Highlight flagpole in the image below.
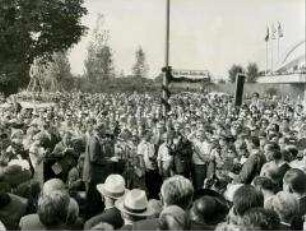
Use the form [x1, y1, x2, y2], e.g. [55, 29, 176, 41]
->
[163, 0, 170, 117]
[271, 38, 274, 73]
[265, 41, 268, 75]
[277, 36, 280, 63]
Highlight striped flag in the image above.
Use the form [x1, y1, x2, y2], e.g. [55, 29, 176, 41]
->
[278, 21, 284, 38]
[265, 26, 269, 42]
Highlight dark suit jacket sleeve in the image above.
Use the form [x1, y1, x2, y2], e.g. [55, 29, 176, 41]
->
[88, 137, 100, 164]
[237, 154, 257, 184]
[84, 208, 123, 230]
[84, 214, 104, 230]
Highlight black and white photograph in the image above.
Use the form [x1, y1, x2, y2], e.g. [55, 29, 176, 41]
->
[0, 0, 305, 230]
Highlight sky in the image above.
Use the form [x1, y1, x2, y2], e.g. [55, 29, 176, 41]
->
[69, 0, 305, 79]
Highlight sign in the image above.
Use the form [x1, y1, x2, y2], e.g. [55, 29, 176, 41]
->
[235, 74, 246, 107]
[172, 69, 210, 80]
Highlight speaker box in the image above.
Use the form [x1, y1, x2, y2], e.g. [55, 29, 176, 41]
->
[235, 74, 246, 107]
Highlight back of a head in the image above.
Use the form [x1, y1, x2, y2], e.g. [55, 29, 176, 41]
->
[161, 175, 194, 210]
[239, 207, 280, 230]
[148, 199, 163, 218]
[265, 143, 281, 161]
[91, 222, 114, 231]
[38, 190, 70, 228]
[159, 205, 190, 230]
[66, 198, 79, 225]
[250, 136, 260, 148]
[215, 222, 248, 231]
[280, 149, 292, 162]
[252, 176, 276, 193]
[42, 178, 66, 196]
[233, 185, 264, 216]
[264, 191, 299, 223]
[189, 196, 229, 225]
[283, 168, 306, 195]
[284, 145, 298, 159]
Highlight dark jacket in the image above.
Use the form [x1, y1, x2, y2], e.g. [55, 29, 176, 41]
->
[237, 150, 266, 184]
[0, 193, 28, 230]
[83, 133, 107, 183]
[132, 218, 159, 230]
[84, 207, 124, 230]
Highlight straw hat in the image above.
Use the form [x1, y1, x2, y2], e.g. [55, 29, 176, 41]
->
[96, 174, 126, 199]
[115, 189, 154, 217]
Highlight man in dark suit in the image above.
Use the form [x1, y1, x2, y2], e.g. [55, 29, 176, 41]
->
[235, 137, 266, 184]
[83, 123, 112, 218]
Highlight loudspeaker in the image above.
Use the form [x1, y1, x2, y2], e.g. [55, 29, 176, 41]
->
[235, 74, 246, 107]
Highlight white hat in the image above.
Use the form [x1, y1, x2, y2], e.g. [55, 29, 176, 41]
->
[115, 189, 154, 217]
[96, 174, 126, 199]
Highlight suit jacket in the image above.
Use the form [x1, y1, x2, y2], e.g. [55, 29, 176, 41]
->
[132, 218, 159, 230]
[237, 150, 266, 184]
[84, 207, 124, 230]
[191, 221, 216, 231]
[83, 134, 105, 182]
[0, 193, 28, 230]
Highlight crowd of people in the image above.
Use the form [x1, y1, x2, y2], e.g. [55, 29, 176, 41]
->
[0, 90, 306, 230]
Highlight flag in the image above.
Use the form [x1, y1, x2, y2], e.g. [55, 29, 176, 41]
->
[278, 21, 284, 38]
[271, 24, 277, 40]
[265, 26, 269, 42]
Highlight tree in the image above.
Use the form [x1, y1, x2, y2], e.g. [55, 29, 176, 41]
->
[28, 52, 74, 92]
[228, 64, 245, 83]
[132, 47, 149, 78]
[0, 0, 87, 95]
[47, 52, 74, 91]
[246, 63, 259, 83]
[84, 15, 115, 80]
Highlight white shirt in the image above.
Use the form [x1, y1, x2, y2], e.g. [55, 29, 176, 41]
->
[157, 143, 173, 163]
[29, 144, 45, 169]
[192, 139, 211, 165]
[137, 140, 156, 170]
